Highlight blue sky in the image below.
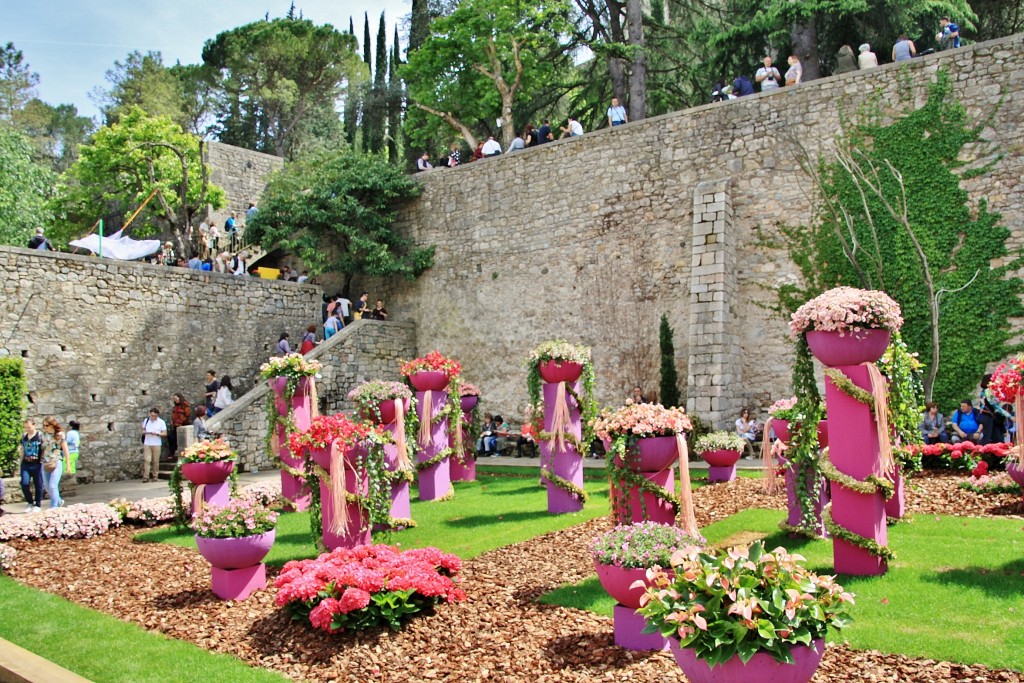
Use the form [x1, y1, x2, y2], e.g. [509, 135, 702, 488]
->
[3, 0, 410, 121]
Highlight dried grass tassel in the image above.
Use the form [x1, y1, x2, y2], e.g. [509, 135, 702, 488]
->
[418, 390, 433, 447]
[866, 363, 895, 476]
[193, 484, 206, 516]
[549, 381, 571, 453]
[309, 376, 320, 419]
[761, 432, 781, 495]
[328, 439, 349, 534]
[675, 434, 699, 537]
[392, 399, 411, 470]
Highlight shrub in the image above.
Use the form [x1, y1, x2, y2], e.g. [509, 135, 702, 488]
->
[0, 358, 26, 476]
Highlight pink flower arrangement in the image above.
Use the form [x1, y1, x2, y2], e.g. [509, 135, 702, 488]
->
[275, 544, 466, 633]
[767, 397, 798, 418]
[399, 351, 462, 380]
[110, 496, 177, 525]
[238, 481, 282, 508]
[289, 414, 381, 457]
[458, 381, 481, 397]
[180, 438, 236, 463]
[0, 543, 16, 573]
[909, 441, 1011, 459]
[789, 286, 903, 337]
[192, 498, 278, 539]
[592, 403, 692, 442]
[0, 504, 123, 541]
[989, 356, 1024, 403]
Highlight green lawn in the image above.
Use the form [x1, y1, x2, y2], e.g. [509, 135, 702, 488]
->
[540, 508, 1024, 671]
[137, 472, 612, 562]
[0, 576, 289, 683]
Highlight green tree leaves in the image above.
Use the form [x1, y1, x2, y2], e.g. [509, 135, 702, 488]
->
[0, 127, 54, 247]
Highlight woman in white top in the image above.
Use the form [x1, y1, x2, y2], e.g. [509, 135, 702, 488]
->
[858, 44, 879, 69]
[735, 408, 757, 457]
[214, 376, 234, 411]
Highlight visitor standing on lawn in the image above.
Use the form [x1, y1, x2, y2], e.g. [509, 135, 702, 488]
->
[19, 419, 44, 512]
[141, 408, 167, 483]
[41, 416, 67, 508]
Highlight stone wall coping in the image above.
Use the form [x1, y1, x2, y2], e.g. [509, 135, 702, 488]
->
[205, 319, 416, 432]
[0, 245, 319, 294]
[205, 140, 286, 163]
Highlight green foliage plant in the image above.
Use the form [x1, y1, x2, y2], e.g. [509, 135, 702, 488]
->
[877, 332, 925, 474]
[659, 313, 681, 408]
[247, 148, 433, 281]
[638, 540, 854, 666]
[0, 358, 27, 475]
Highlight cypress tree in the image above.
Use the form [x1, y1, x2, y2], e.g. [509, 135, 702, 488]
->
[343, 16, 360, 147]
[659, 313, 681, 408]
[387, 27, 402, 163]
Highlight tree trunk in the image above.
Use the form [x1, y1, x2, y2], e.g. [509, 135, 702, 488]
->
[625, 0, 646, 121]
[608, 58, 628, 103]
[791, 16, 820, 81]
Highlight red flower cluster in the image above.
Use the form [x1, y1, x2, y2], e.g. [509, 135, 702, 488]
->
[989, 357, 1024, 403]
[274, 544, 466, 633]
[972, 460, 990, 478]
[400, 351, 462, 380]
[909, 441, 1011, 459]
[289, 414, 381, 457]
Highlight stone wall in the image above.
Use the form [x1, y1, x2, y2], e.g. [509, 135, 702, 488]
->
[0, 246, 321, 481]
[366, 33, 1024, 430]
[205, 320, 417, 469]
[204, 142, 283, 227]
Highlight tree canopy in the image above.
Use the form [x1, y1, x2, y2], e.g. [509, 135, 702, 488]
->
[246, 149, 434, 288]
[0, 126, 54, 247]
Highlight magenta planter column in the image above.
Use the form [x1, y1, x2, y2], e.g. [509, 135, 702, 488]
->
[824, 361, 888, 576]
[196, 530, 275, 601]
[885, 470, 905, 519]
[181, 460, 234, 517]
[451, 395, 478, 482]
[311, 446, 370, 551]
[772, 419, 830, 537]
[270, 377, 312, 511]
[541, 379, 584, 514]
[416, 390, 452, 501]
[595, 562, 668, 651]
[379, 398, 412, 526]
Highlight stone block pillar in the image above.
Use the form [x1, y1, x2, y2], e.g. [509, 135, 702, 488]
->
[686, 178, 742, 429]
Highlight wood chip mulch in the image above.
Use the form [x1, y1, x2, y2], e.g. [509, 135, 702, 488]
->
[6, 476, 1021, 682]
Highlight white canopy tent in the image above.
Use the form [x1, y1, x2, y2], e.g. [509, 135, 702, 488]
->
[69, 229, 161, 261]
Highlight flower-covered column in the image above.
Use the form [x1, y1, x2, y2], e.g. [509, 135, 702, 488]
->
[381, 399, 413, 526]
[451, 391, 479, 482]
[317, 443, 370, 551]
[415, 388, 451, 501]
[270, 376, 313, 511]
[541, 377, 585, 514]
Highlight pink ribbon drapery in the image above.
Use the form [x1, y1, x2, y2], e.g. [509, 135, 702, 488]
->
[865, 363, 894, 476]
[193, 484, 207, 515]
[418, 390, 434, 447]
[392, 399, 411, 470]
[327, 439, 358, 534]
[675, 434, 699, 537]
[547, 381, 572, 453]
[761, 434, 783, 495]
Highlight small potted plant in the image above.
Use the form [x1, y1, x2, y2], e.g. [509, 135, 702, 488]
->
[179, 438, 237, 485]
[592, 521, 704, 608]
[260, 352, 322, 397]
[400, 351, 461, 392]
[193, 497, 279, 601]
[458, 381, 481, 412]
[639, 541, 854, 683]
[767, 397, 827, 447]
[789, 286, 903, 367]
[348, 380, 414, 426]
[693, 431, 746, 480]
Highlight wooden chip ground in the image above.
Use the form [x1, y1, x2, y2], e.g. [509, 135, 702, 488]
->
[7, 474, 1021, 682]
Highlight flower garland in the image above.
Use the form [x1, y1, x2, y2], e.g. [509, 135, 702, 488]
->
[416, 447, 457, 471]
[541, 470, 590, 503]
[822, 503, 896, 561]
[168, 456, 239, 529]
[822, 369, 876, 414]
[819, 448, 894, 499]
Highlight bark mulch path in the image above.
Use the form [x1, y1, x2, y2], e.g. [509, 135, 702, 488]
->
[7, 475, 1021, 682]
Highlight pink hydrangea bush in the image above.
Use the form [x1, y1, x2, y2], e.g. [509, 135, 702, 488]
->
[192, 498, 278, 539]
[592, 403, 693, 442]
[0, 543, 16, 573]
[238, 480, 283, 508]
[111, 496, 178, 525]
[0, 504, 123, 541]
[789, 286, 903, 337]
[275, 544, 467, 633]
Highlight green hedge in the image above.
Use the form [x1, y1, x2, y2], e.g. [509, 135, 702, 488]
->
[0, 358, 26, 476]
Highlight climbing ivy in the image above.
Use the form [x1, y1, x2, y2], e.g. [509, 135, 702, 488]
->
[781, 70, 1024, 410]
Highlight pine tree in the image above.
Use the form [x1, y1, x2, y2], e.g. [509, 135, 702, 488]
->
[659, 314, 681, 408]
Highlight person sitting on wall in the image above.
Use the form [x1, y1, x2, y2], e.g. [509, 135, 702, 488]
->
[478, 413, 500, 457]
[950, 399, 983, 443]
[919, 401, 948, 444]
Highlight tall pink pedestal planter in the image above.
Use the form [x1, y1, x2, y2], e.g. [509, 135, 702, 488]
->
[541, 378, 585, 514]
[416, 389, 451, 501]
[380, 399, 413, 524]
[815, 330, 891, 576]
[610, 436, 678, 525]
[452, 395, 478, 482]
[196, 531, 275, 601]
[310, 446, 371, 550]
[270, 377, 312, 511]
[772, 419, 829, 537]
[885, 470, 906, 519]
[595, 562, 669, 651]
[181, 461, 233, 517]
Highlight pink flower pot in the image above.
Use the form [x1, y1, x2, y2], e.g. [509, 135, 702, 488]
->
[1006, 462, 1024, 488]
[670, 638, 825, 683]
[771, 420, 828, 448]
[806, 329, 891, 368]
[594, 561, 651, 609]
[700, 448, 741, 468]
[373, 397, 411, 425]
[460, 395, 479, 412]
[614, 435, 678, 472]
[408, 371, 449, 392]
[195, 530, 276, 570]
[180, 460, 235, 486]
[538, 360, 583, 384]
[308, 446, 332, 470]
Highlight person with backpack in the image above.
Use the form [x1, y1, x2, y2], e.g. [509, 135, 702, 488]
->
[40, 416, 68, 508]
[19, 419, 44, 512]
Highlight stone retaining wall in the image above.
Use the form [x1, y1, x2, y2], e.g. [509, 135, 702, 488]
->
[364, 33, 1024, 430]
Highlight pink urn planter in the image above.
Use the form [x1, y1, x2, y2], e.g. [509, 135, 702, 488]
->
[614, 436, 678, 472]
[1006, 462, 1024, 489]
[180, 460, 235, 486]
[373, 397, 411, 425]
[409, 371, 449, 392]
[460, 395, 479, 412]
[196, 530, 276, 601]
[538, 360, 584, 384]
[701, 448, 741, 483]
[595, 561, 669, 651]
[594, 561, 649, 608]
[806, 328, 891, 368]
[671, 639, 825, 683]
[772, 420, 828, 447]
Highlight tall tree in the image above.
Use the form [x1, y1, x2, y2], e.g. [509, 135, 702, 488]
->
[52, 107, 225, 253]
[202, 17, 361, 157]
[14, 99, 94, 172]
[94, 52, 184, 125]
[343, 17, 361, 147]
[403, 0, 573, 150]
[388, 28, 403, 163]
[363, 13, 373, 74]
[364, 12, 389, 155]
[625, 0, 647, 121]
[0, 127, 54, 247]
[0, 42, 39, 120]
[410, 0, 431, 51]
[247, 148, 434, 292]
